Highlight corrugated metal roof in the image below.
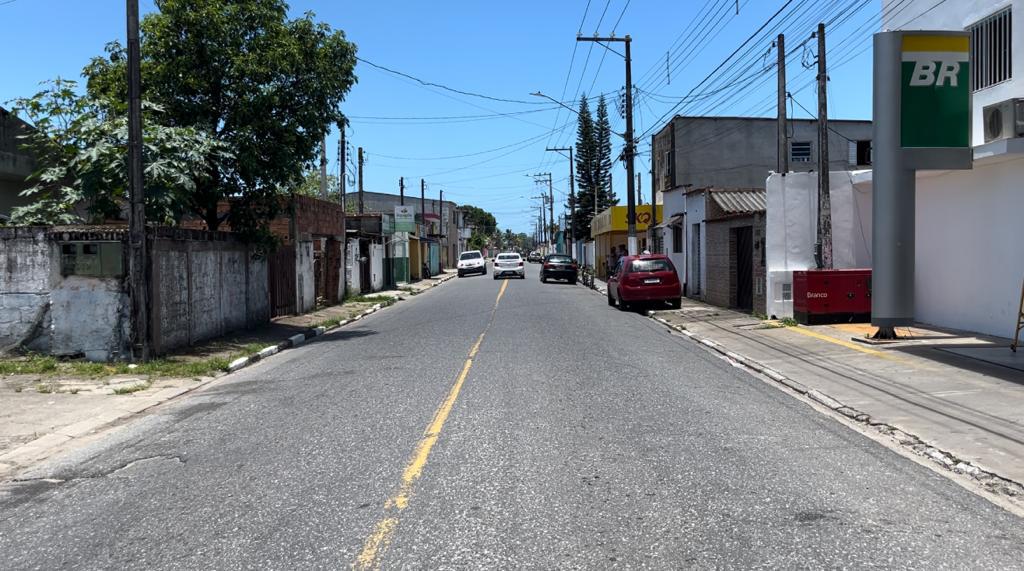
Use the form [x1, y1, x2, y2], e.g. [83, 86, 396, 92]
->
[708, 189, 766, 214]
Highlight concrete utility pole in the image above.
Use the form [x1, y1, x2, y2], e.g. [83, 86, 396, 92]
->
[650, 136, 657, 251]
[420, 178, 426, 230]
[815, 23, 833, 269]
[357, 147, 365, 214]
[578, 34, 636, 254]
[777, 33, 788, 175]
[126, 0, 148, 361]
[320, 134, 328, 199]
[338, 118, 346, 206]
[439, 188, 445, 268]
[545, 147, 574, 258]
[399, 177, 404, 205]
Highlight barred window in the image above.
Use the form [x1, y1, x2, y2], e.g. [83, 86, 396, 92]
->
[790, 141, 812, 163]
[969, 8, 1012, 91]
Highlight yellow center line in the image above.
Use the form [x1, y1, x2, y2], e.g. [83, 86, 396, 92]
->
[353, 278, 510, 570]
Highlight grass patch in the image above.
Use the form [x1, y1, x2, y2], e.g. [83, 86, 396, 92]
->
[35, 383, 53, 394]
[345, 294, 393, 304]
[0, 355, 58, 375]
[779, 317, 799, 327]
[112, 380, 152, 395]
[129, 358, 231, 378]
[236, 343, 264, 356]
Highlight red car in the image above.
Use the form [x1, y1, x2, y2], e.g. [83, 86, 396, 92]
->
[607, 254, 682, 310]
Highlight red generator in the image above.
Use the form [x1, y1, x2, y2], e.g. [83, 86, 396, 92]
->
[792, 269, 872, 325]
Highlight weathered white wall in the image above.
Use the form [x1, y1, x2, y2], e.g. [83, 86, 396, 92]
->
[49, 275, 128, 361]
[295, 240, 315, 313]
[684, 191, 707, 298]
[370, 243, 385, 292]
[914, 157, 1024, 338]
[662, 188, 687, 288]
[346, 240, 361, 295]
[0, 228, 51, 353]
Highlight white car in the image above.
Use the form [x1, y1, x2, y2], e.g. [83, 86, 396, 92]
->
[457, 250, 486, 277]
[492, 252, 525, 279]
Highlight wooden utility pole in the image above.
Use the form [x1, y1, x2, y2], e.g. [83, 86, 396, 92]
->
[777, 33, 788, 175]
[357, 147, 364, 214]
[126, 0, 148, 361]
[578, 34, 635, 254]
[816, 22, 833, 269]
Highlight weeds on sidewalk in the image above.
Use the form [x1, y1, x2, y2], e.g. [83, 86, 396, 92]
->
[0, 354, 237, 380]
[112, 381, 152, 395]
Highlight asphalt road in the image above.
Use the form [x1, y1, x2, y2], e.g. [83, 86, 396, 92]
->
[3, 264, 1024, 569]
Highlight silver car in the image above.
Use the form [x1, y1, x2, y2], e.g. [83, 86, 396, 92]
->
[492, 252, 525, 279]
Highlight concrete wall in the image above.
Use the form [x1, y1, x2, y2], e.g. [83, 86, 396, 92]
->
[295, 240, 315, 314]
[1, 227, 129, 360]
[370, 243, 385, 292]
[148, 232, 270, 356]
[0, 227, 53, 353]
[684, 191, 708, 298]
[658, 116, 873, 190]
[0, 108, 35, 220]
[346, 240, 361, 295]
[663, 188, 687, 288]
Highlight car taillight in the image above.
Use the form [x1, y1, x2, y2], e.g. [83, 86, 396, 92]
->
[518, 261, 524, 266]
[543, 263, 553, 269]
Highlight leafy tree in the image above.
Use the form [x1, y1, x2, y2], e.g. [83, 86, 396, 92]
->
[293, 169, 342, 203]
[7, 79, 230, 226]
[84, 0, 357, 244]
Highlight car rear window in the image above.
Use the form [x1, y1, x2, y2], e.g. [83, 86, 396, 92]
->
[497, 254, 520, 260]
[460, 252, 482, 260]
[629, 259, 673, 273]
[547, 255, 572, 263]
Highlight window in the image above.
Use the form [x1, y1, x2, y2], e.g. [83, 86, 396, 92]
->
[629, 259, 673, 273]
[672, 224, 683, 254]
[970, 8, 1012, 91]
[790, 141, 812, 163]
[848, 140, 872, 166]
[60, 242, 124, 278]
[460, 251, 482, 260]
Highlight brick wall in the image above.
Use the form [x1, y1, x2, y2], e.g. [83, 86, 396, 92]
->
[704, 214, 766, 315]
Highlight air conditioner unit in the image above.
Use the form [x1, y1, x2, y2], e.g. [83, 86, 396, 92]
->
[982, 98, 1024, 143]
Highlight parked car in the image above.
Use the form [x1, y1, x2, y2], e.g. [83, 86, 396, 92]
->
[493, 252, 525, 279]
[539, 254, 578, 284]
[457, 250, 486, 277]
[527, 251, 542, 263]
[606, 254, 681, 310]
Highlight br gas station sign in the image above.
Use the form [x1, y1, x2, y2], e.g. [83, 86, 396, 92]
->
[872, 31, 972, 333]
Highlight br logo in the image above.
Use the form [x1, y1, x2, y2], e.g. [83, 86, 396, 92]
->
[909, 61, 961, 87]
[637, 212, 652, 224]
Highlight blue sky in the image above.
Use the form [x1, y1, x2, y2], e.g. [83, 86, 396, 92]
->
[0, 0, 879, 234]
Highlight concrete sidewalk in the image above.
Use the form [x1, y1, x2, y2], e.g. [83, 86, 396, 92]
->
[585, 277, 1024, 494]
[0, 270, 457, 480]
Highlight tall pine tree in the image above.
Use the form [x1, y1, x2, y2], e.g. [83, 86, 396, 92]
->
[594, 95, 617, 210]
[571, 94, 597, 241]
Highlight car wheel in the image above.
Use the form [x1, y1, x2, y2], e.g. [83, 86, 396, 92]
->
[569, 278, 577, 285]
[540, 276, 547, 283]
[493, 274, 498, 280]
[668, 297, 681, 310]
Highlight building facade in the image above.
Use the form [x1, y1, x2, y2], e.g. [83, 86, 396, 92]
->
[0, 107, 35, 221]
[882, 0, 1024, 338]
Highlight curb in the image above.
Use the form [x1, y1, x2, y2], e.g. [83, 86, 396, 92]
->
[0, 272, 459, 481]
[645, 314, 1024, 505]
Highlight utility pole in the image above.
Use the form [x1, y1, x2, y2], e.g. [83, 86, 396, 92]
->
[439, 188, 445, 268]
[777, 33, 788, 175]
[126, 0, 148, 361]
[338, 118, 346, 206]
[815, 22, 833, 269]
[578, 34, 636, 254]
[420, 178, 426, 232]
[545, 147, 574, 258]
[399, 176, 405, 205]
[357, 147, 365, 214]
[320, 134, 328, 199]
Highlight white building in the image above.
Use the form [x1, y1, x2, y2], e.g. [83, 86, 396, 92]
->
[884, 0, 1024, 338]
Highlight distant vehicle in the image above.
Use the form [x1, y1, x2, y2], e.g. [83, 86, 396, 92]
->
[540, 254, 578, 285]
[527, 251, 542, 263]
[493, 252, 525, 279]
[457, 250, 486, 277]
[607, 254, 681, 310]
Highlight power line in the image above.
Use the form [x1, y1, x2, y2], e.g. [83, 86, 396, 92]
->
[355, 56, 548, 105]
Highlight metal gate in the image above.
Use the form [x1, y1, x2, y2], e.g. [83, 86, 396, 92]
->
[267, 244, 296, 317]
[734, 226, 753, 311]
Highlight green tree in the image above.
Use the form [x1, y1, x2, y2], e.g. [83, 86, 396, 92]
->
[570, 94, 618, 242]
[7, 79, 230, 226]
[594, 95, 617, 209]
[293, 169, 341, 203]
[84, 0, 357, 244]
